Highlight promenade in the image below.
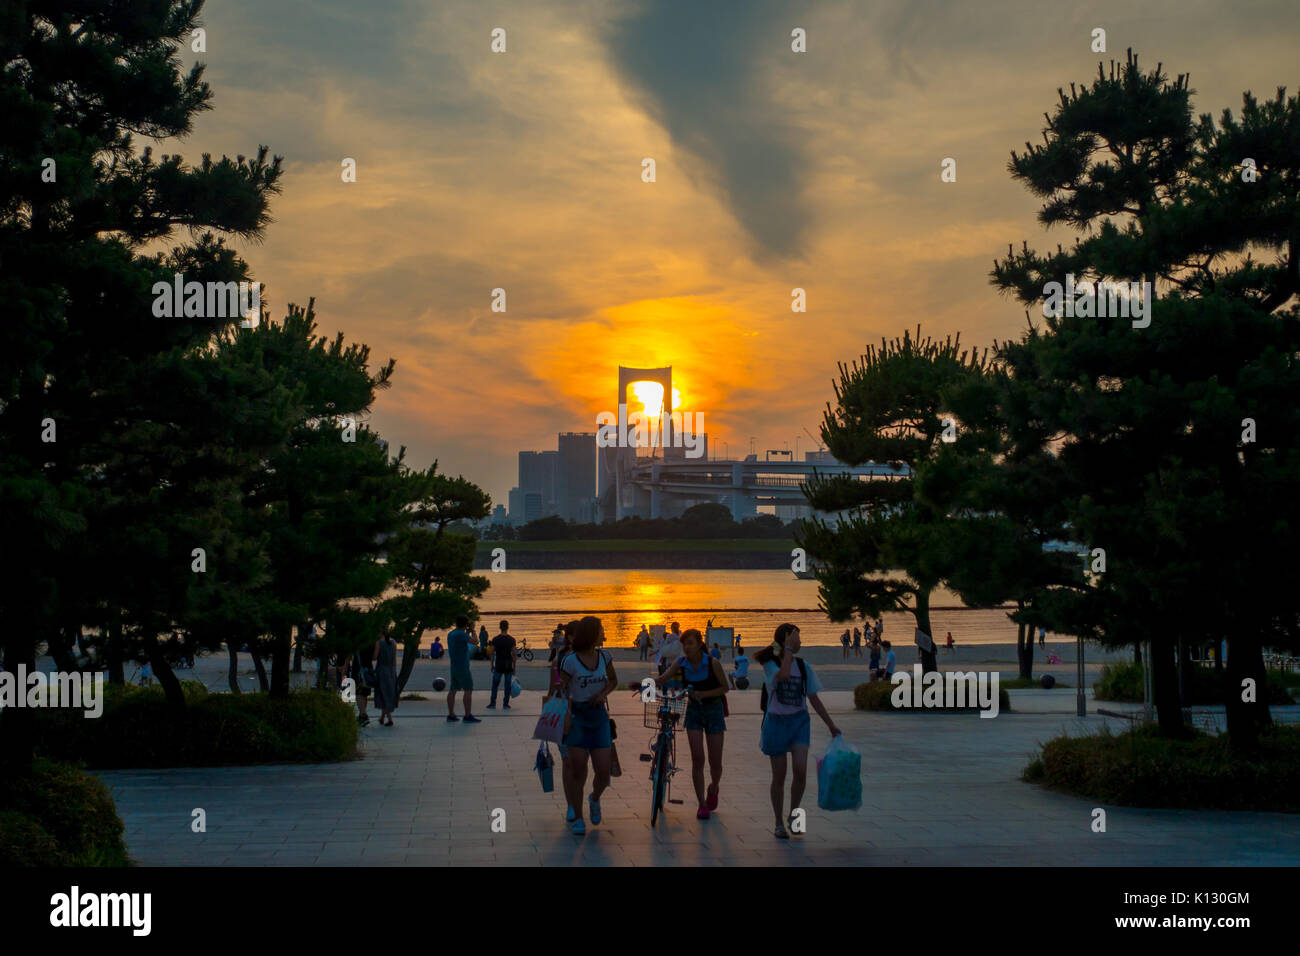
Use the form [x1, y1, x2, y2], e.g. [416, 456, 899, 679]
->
[97, 685, 1300, 866]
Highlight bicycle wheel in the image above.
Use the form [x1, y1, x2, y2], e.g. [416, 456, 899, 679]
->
[650, 732, 668, 826]
[521, 648, 534, 662]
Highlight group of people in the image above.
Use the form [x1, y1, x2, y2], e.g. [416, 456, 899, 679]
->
[340, 616, 842, 840]
[839, 619, 886, 659]
[542, 616, 838, 839]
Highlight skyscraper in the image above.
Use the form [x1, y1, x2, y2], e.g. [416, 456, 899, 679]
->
[518, 450, 558, 518]
[557, 432, 596, 523]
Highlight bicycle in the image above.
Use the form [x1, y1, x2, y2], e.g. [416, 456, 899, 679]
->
[639, 687, 687, 826]
[518, 637, 534, 663]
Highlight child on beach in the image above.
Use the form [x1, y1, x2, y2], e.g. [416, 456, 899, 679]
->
[755, 623, 841, 840]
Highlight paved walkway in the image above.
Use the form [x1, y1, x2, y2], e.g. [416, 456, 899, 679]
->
[97, 692, 1300, 866]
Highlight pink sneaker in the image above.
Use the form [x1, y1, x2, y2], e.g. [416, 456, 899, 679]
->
[696, 804, 711, 820]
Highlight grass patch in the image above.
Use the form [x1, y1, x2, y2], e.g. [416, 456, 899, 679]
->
[0, 758, 129, 866]
[1094, 662, 1294, 705]
[32, 681, 358, 769]
[1024, 723, 1300, 811]
[854, 679, 1010, 713]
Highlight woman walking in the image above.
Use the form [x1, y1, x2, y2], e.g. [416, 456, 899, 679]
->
[556, 616, 617, 835]
[756, 623, 840, 839]
[372, 630, 399, 727]
[655, 628, 729, 819]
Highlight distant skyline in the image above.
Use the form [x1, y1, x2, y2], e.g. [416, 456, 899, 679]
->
[171, 0, 1299, 504]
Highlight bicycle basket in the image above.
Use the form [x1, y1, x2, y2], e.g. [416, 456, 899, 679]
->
[643, 692, 688, 729]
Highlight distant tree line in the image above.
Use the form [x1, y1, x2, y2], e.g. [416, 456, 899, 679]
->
[481, 503, 792, 541]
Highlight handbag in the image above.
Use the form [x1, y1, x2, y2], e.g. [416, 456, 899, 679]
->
[534, 742, 555, 792]
[533, 695, 568, 743]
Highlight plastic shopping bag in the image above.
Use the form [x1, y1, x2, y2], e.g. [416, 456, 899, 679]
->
[816, 735, 862, 811]
[533, 695, 567, 743]
[534, 742, 555, 792]
[510, 676, 522, 699]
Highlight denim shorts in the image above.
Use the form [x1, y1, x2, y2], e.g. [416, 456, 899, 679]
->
[760, 710, 810, 756]
[685, 697, 726, 734]
[563, 701, 612, 750]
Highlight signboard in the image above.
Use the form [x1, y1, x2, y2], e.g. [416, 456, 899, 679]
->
[914, 628, 934, 653]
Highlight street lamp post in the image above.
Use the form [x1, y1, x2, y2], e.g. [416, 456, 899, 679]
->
[1076, 634, 1086, 717]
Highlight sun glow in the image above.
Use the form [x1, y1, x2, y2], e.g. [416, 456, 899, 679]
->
[627, 381, 681, 418]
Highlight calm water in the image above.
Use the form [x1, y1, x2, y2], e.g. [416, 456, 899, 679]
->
[450, 569, 1025, 649]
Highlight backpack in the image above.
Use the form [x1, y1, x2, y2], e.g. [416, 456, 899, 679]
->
[760, 657, 808, 713]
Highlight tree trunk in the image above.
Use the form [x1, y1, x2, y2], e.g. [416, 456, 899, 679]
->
[914, 588, 938, 674]
[292, 623, 305, 673]
[48, 627, 77, 672]
[106, 621, 125, 685]
[227, 642, 241, 694]
[0, 636, 38, 776]
[1177, 637, 1191, 706]
[143, 632, 186, 710]
[1224, 639, 1272, 753]
[270, 626, 292, 698]
[1152, 639, 1185, 737]
[395, 630, 419, 694]
[251, 648, 269, 692]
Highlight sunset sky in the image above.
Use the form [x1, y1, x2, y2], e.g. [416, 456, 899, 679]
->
[174, 0, 1298, 505]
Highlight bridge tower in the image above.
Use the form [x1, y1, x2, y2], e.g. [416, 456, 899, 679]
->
[597, 365, 672, 521]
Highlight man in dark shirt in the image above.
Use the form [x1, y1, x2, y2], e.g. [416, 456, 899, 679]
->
[487, 620, 518, 710]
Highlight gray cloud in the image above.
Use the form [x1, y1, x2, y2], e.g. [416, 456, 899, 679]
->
[602, 0, 814, 260]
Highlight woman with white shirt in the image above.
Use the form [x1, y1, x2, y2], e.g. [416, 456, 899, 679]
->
[555, 615, 618, 835]
[754, 623, 840, 839]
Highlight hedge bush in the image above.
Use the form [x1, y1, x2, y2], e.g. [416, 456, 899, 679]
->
[1093, 662, 1294, 705]
[0, 759, 129, 866]
[1024, 724, 1300, 811]
[32, 682, 358, 768]
[854, 678, 1011, 713]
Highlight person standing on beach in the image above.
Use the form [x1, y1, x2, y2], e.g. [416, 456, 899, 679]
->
[446, 615, 480, 723]
[868, 637, 881, 680]
[852, 627, 863, 657]
[656, 628, 729, 820]
[1038, 626, 1046, 648]
[945, 632, 954, 653]
[881, 640, 896, 679]
[755, 623, 840, 840]
[657, 623, 683, 679]
[840, 629, 851, 660]
[548, 623, 564, 663]
[372, 630, 399, 727]
[487, 620, 517, 710]
[637, 625, 650, 660]
[478, 624, 490, 659]
[556, 616, 617, 835]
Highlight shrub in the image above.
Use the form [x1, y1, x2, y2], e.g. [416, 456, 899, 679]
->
[0, 759, 129, 866]
[1094, 662, 1294, 705]
[32, 687, 358, 768]
[1024, 724, 1300, 811]
[853, 678, 1010, 713]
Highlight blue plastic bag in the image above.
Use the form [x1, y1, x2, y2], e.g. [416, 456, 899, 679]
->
[817, 735, 862, 811]
[510, 676, 522, 699]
